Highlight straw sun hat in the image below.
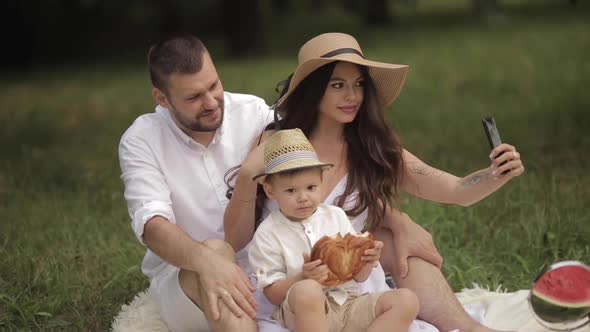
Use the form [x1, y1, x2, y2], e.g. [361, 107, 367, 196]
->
[273, 32, 409, 109]
[253, 129, 332, 182]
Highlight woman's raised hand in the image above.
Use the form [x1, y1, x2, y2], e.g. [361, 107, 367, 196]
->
[489, 143, 525, 180]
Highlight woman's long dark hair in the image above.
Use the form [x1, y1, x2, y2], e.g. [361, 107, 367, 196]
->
[225, 61, 404, 231]
[277, 61, 405, 231]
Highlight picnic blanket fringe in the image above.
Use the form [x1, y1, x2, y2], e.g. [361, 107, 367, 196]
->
[111, 285, 590, 332]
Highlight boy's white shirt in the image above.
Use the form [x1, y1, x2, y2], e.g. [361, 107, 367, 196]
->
[262, 176, 391, 296]
[248, 203, 361, 305]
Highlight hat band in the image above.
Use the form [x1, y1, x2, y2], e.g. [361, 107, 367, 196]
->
[321, 48, 364, 59]
[265, 150, 318, 173]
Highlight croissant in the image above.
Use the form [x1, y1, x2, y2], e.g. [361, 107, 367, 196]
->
[310, 232, 376, 287]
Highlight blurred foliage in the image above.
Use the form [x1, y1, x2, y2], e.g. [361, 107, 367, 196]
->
[3, 0, 582, 68]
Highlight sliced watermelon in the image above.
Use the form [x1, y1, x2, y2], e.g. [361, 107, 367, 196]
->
[530, 261, 590, 323]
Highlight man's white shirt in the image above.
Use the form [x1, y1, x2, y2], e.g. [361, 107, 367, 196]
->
[118, 92, 273, 278]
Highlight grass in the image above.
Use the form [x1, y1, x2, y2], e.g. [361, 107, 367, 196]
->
[1, 1, 589, 330]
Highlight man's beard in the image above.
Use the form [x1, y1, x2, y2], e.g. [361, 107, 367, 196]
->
[184, 108, 224, 132]
[170, 100, 224, 133]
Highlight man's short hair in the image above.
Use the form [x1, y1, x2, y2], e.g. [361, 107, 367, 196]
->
[147, 33, 208, 91]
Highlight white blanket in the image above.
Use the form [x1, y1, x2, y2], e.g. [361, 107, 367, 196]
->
[111, 286, 590, 332]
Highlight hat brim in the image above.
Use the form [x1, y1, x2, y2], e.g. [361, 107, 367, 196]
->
[253, 163, 333, 184]
[275, 54, 409, 109]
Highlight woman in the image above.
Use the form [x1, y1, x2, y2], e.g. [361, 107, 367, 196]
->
[225, 33, 524, 332]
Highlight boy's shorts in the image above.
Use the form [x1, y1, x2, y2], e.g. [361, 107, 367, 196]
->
[275, 287, 383, 332]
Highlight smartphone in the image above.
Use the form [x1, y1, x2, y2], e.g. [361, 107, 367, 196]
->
[482, 117, 509, 175]
[482, 117, 502, 149]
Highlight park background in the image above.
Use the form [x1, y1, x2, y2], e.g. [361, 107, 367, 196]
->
[1, 0, 589, 330]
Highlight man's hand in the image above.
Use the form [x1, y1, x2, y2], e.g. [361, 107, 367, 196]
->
[302, 252, 329, 284]
[143, 218, 257, 320]
[390, 216, 442, 279]
[199, 249, 258, 320]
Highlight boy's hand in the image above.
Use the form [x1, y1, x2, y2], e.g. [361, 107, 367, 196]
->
[361, 240, 383, 267]
[302, 253, 329, 283]
[353, 241, 383, 282]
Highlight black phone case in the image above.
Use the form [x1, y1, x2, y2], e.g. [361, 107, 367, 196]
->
[482, 117, 510, 175]
[482, 117, 502, 149]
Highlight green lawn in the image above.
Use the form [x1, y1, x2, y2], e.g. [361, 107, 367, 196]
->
[1, 2, 589, 330]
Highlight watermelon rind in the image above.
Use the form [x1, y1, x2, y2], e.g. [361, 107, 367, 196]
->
[532, 290, 590, 308]
[530, 291, 590, 323]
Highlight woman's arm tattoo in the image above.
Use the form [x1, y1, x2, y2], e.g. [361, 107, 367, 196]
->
[407, 162, 443, 177]
[461, 169, 492, 186]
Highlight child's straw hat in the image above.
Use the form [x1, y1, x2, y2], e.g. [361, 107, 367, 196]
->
[253, 129, 332, 182]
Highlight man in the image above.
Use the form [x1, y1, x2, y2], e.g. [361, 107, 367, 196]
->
[119, 33, 497, 332]
[118, 34, 271, 331]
